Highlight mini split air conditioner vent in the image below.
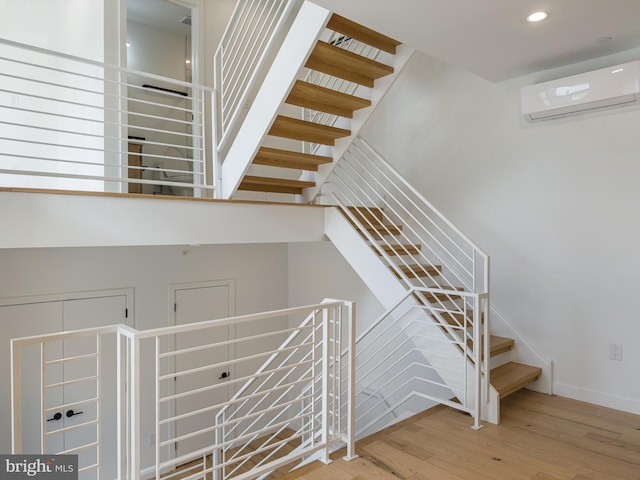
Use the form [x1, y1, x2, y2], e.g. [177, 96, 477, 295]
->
[521, 60, 640, 121]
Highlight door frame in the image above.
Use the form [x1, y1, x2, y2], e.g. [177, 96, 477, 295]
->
[165, 279, 235, 465]
[2, 288, 134, 464]
[0, 287, 134, 323]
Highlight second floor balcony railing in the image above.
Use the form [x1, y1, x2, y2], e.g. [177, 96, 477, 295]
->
[0, 38, 215, 198]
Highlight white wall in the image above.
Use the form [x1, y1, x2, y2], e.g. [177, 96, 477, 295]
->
[0, 243, 289, 469]
[359, 50, 640, 414]
[127, 19, 188, 80]
[0, 0, 104, 59]
[288, 241, 384, 336]
[0, 0, 107, 191]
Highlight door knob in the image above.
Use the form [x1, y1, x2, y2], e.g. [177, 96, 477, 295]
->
[47, 412, 62, 422]
[66, 409, 83, 418]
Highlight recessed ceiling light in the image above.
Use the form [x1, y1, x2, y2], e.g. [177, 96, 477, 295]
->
[527, 11, 549, 22]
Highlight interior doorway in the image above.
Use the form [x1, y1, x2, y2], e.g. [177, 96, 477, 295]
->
[125, 0, 198, 195]
[1, 290, 132, 480]
[166, 280, 235, 463]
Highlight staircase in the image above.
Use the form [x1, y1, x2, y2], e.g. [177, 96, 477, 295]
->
[220, 7, 403, 200]
[346, 207, 543, 405]
[216, 0, 544, 427]
[322, 139, 544, 425]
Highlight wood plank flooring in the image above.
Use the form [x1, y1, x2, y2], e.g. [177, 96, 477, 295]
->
[278, 390, 640, 480]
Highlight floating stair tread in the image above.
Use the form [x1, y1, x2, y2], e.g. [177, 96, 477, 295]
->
[489, 335, 515, 357]
[346, 206, 384, 221]
[362, 224, 402, 235]
[238, 175, 315, 195]
[393, 264, 442, 278]
[306, 41, 394, 88]
[491, 362, 542, 399]
[413, 287, 464, 303]
[327, 14, 401, 55]
[286, 80, 371, 118]
[375, 244, 421, 256]
[268, 115, 350, 145]
[252, 147, 332, 172]
[465, 335, 515, 358]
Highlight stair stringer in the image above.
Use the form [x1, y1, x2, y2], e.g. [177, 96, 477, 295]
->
[219, 1, 332, 199]
[301, 44, 415, 203]
[324, 207, 500, 423]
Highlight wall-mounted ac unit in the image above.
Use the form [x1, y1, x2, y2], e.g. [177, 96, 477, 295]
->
[521, 60, 640, 121]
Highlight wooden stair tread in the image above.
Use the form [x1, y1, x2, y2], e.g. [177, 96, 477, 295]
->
[491, 362, 542, 398]
[238, 175, 315, 195]
[268, 115, 350, 145]
[413, 287, 464, 303]
[464, 335, 515, 358]
[327, 14, 401, 55]
[306, 41, 394, 88]
[362, 224, 402, 235]
[286, 80, 371, 118]
[375, 244, 421, 256]
[252, 147, 332, 171]
[489, 335, 515, 357]
[393, 264, 441, 278]
[346, 206, 383, 221]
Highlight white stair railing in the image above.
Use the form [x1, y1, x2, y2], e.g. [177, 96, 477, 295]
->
[343, 287, 489, 434]
[10, 300, 356, 480]
[214, 0, 303, 157]
[0, 38, 213, 196]
[318, 136, 491, 424]
[319, 135, 489, 296]
[212, 299, 356, 479]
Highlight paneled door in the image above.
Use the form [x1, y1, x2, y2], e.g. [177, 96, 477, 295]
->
[171, 282, 233, 462]
[1, 292, 129, 480]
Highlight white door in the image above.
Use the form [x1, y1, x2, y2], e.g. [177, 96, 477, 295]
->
[0, 301, 64, 455]
[1, 294, 128, 480]
[61, 296, 127, 480]
[172, 283, 231, 461]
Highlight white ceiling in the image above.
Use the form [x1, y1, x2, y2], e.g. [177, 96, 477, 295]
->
[127, 0, 191, 34]
[310, 0, 640, 81]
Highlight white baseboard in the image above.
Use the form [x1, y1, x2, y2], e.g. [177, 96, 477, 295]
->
[553, 382, 640, 415]
[140, 466, 155, 480]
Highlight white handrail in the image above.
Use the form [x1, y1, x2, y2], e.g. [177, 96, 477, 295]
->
[357, 137, 487, 261]
[319, 135, 489, 295]
[10, 300, 357, 480]
[338, 287, 489, 434]
[214, 0, 302, 154]
[0, 37, 214, 196]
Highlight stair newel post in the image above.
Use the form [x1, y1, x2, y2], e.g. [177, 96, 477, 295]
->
[212, 88, 222, 199]
[320, 307, 332, 465]
[482, 293, 490, 404]
[213, 413, 221, 480]
[130, 335, 142, 480]
[343, 301, 357, 461]
[471, 294, 483, 430]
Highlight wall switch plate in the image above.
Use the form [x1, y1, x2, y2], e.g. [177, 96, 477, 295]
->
[609, 344, 622, 361]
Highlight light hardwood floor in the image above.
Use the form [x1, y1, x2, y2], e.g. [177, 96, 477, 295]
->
[278, 390, 640, 480]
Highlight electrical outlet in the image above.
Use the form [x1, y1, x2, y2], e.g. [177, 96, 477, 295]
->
[609, 344, 622, 361]
[149, 432, 156, 446]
